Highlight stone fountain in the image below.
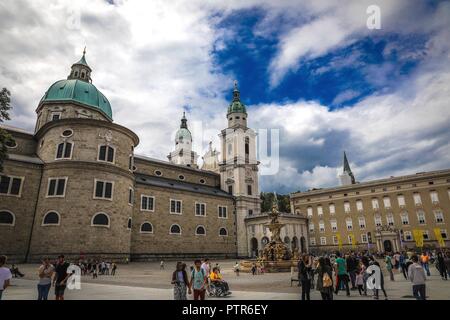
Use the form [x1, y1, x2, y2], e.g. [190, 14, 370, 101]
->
[240, 193, 300, 272]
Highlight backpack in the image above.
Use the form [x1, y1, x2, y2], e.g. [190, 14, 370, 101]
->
[323, 272, 332, 287]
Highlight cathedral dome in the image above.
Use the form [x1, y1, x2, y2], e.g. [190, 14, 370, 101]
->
[175, 112, 192, 143]
[40, 79, 113, 120]
[227, 81, 247, 115]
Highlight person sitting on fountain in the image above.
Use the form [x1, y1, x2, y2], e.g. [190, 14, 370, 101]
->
[210, 267, 231, 294]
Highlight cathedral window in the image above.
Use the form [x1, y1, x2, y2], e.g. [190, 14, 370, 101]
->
[91, 212, 110, 227]
[140, 222, 153, 234]
[247, 185, 252, 196]
[47, 177, 67, 197]
[127, 217, 132, 230]
[98, 145, 115, 163]
[228, 185, 233, 195]
[170, 199, 182, 214]
[0, 175, 23, 196]
[218, 206, 227, 218]
[178, 175, 185, 180]
[195, 203, 206, 216]
[141, 195, 155, 211]
[94, 179, 113, 200]
[128, 188, 134, 205]
[417, 210, 426, 224]
[154, 170, 162, 176]
[56, 142, 73, 159]
[42, 211, 60, 226]
[195, 225, 206, 235]
[51, 112, 61, 121]
[219, 227, 228, 236]
[61, 129, 73, 138]
[0, 210, 15, 226]
[170, 224, 181, 235]
[199, 179, 206, 184]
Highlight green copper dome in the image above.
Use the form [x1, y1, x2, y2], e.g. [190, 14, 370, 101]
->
[175, 112, 192, 142]
[227, 81, 247, 115]
[40, 79, 113, 120]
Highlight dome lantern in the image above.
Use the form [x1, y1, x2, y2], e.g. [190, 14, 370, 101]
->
[68, 47, 92, 83]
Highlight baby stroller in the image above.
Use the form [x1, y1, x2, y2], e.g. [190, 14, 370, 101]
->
[209, 281, 232, 297]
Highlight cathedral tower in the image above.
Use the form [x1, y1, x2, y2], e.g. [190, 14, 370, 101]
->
[339, 151, 356, 186]
[219, 81, 261, 257]
[168, 112, 199, 168]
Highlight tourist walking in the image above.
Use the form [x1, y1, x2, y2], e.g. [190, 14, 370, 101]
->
[334, 252, 350, 296]
[399, 252, 408, 280]
[53, 255, 70, 300]
[346, 253, 358, 290]
[0, 255, 12, 300]
[436, 252, 447, 280]
[370, 258, 388, 300]
[37, 257, 54, 300]
[360, 256, 370, 296]
[444, 252, 450, 279]
[160, 260, 165, 270]
[298, 254, 312, 300]
[251, 263, 257, 275]
[420, 252, 431, 276]
[190, 259, 207, 300]
[111, 262, 117, 276]
[172, 262, 190, 300]
[355, 270, 364, 295]
[201, 259, 211, 293]
[234, 262, 240, 276]
[315, 257, 333, 300]
[408, 255, 426, 300]
[385, 254, 395, 281]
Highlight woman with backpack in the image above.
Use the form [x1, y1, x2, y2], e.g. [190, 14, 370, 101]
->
[315, 257, 334, 300]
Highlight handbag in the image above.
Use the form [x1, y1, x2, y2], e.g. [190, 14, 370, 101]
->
[322, 272, 332, 287]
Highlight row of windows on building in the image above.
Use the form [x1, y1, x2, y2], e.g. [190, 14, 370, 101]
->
[309, 210, 446, 233]
[305, 190, 448, 217]
[310, 229, 448, 246]
[0, 210, 230, 236]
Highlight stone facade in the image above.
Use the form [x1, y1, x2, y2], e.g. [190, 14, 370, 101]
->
[291, 169, 450, 254]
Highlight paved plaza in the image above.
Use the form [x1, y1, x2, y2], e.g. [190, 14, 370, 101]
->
[2, 260, 450, 300]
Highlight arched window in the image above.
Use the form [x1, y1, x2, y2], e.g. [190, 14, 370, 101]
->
[56, 142, 72, 159]
[42, 211, 60, 225]
[0, 210, 15, 226]
[170, 224, 181, 235]
[195, 225, 206, 235]
[127, 217, 132, 230]
[140, 222, 153, 233]
[219, 227, 228, 236]
[98, 145, 115, 163]
[91, 213, 110, 227]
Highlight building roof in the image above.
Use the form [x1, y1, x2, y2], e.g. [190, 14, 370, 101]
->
[40, 79, 112, 120]
[135, 173, 232, 198]
[291, 168, 450, 197]
[227, 81, 247, 115]
[0, 124, 34, 136]
[6, 153, 43, 165]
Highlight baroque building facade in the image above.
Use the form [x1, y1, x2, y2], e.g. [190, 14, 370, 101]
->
[291, 153, 450, 253]
[0, 52, 307, 262]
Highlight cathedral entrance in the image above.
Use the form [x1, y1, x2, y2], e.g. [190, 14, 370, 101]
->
[383, 240, 393, 252]
[250, 238, 258, 258]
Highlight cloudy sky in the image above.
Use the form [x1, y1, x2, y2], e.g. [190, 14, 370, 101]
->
[1, 0, 449, 193]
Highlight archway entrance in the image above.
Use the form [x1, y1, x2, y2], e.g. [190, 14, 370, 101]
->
[292, 236, 299, 253]
[383, 240, 393, 252]
[300, 236, 306, 253]
[284, 236, 290, 250]
[250, 238, 258, 258]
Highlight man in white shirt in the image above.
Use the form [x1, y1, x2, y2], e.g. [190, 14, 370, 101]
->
[0, 255, 13, 300]
[201, 259, 211, 293]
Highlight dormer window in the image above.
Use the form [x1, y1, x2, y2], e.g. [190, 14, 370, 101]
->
[81, 72, 85, 78]
[74, 71, 78, 77]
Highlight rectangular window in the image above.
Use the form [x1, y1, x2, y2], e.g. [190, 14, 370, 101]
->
[0, 175, 23, 196]
[404, 231, 413, 241]
[307, 207, 313, 217]
[346, 219, 353, 231]
[374, 215, 382, 227]
[430, 191, 439, 203]
[329, 204, 335, 215]
[319, 222, 325, 233]
[401, 213, 409, 225]
[344, 201, 351, 213]
[310, 238, 316, 246]
[441, 229, 448, 239]
[47, 178, 67, 197]
[434, 211, 444, 223]
[309, 223, 315, 233]
[51, 112, 61, 121]
[128, 188, 134, 205]
[356, 200, 363, 212]
[417, 211, 426, 225]
[195, 203, 206, 216]
[397, 195, 405, 207]
[372, 198, 379, 209]
[359, 217, 366, 229]
[317, 206, 323, 216]
[228, 185, 233, 195]
[348, 235, 353, 244]
[386, 214, 395, 226]
[361, 233, 368, 243]
[56, 142, 72, 159]
[413, 193, 422, 205]
[247, 185, 252, 196]
[422, 231, 429, 240]
[248, 209, 253, 216]
[330, 220, 337, 232]
[94, 180, 113, 200]
[218, 206, 228, 218]
[332, 236, 338, 245]
[141, 195, 155, 211]
[383, 197, 391, 208]
[170, 199, 182, 214]
[320, 237, 327, 245]
[98, 145, 115, 163]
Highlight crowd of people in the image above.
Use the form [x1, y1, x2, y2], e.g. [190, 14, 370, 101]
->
[171, 258, 231, 300]
[296, 249, 450, 301]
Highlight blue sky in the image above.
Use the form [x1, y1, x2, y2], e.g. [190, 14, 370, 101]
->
[1, 0, 449, 194]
